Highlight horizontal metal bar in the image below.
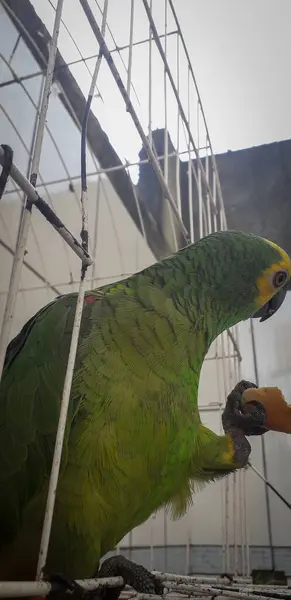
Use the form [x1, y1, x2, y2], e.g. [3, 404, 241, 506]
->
[0, 576, 124, 598]
[0, 146, 92, 266]
[0, 32, 179, 90]
[1, 146, 210, 197]
[198, 404, 223, 412]
[154, 573, 253, 585]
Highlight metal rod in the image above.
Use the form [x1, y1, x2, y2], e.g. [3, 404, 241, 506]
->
[249, 320, 275, 571]
[175, 34, 182, 218]
[187, 67, 194, 243]
[0, 577, 124, 598]
[127, 0, 135, 97]
[0, 0, 64, 381]
[2, 146, 210, 197]
[78, 0, 190, 245]
[163, 0, 178, 251]
[36, 277, 87, 578]
[249, 462, 291, 511]
[243, 467, 250, 577]
[148, 0, 153, 147]
[233, 471, 238, 576]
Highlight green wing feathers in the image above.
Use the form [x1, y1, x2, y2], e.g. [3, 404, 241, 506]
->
[0, 293, 91, 547]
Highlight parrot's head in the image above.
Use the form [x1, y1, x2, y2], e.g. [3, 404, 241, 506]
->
[190, 231, 291, 332]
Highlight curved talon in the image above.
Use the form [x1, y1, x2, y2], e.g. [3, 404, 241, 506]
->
[222, 380, 267, 437]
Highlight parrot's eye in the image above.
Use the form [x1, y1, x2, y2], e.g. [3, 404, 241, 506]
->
[272, 270, 288, 289]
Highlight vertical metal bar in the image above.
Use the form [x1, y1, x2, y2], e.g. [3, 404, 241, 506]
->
[239, 469, 245, 576]
[127, 0, 135, 97]
[37, 0, 107, 576]
[163, 0, 178, 251]
[163, 510, 168, 572]
[243, 467, 251, 576]
[213, 170, 217, 232]
[233, 471, 238, 575]
[148, 0, 153, 147]
[250, 320, 275, 571]
[205, 138, 211, 235]
[36, 278, 87, 579]
[175, 33, 182, 218]
[197, 102, 203, 240]
[91, 175, 102, 289]
[185, 519, 191, 575]
[0, 0, 64, 380]
[150, 515, 155, 571]
[187, 68, 194, 243]
[225, 475, 230, 572]
[128, 530, 133, 561]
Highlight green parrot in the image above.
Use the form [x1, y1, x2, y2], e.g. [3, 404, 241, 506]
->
[0, 231, 290, 597]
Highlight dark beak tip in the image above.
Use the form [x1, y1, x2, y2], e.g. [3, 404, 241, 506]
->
[252, 286, 288, 322]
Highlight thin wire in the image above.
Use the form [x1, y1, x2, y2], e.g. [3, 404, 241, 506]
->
[163, 0, 178, 251]
[80, 0, 108, 200]
[163, 510, 168, 572]
[243, 467, 250, 576]
[90, 175, 102, 288]
[93, 0, 140, 106]
[197, 102, 203, 239]
[233, 471, 238, 576]
[175, 33, 182, 218]
[127, 0, 135, 97]
[148, 0, 153, 147]
[248, 462, 291, 511]
[187, 67, 194, 243]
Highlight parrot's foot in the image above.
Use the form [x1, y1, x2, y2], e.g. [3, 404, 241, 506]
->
[222, 380, 268, 469]
[222, 379, 267, 437]
[45, 557, 163, 600]
[89, 555, 164, 600]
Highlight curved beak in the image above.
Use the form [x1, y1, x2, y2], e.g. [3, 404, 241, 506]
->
[252, 286, 288, 322]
